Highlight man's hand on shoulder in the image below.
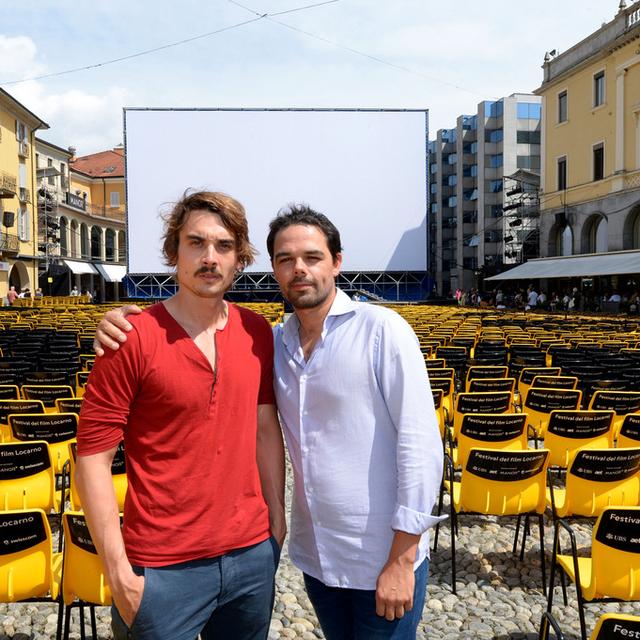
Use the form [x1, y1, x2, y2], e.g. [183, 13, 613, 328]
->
[94, 305, 143, 356]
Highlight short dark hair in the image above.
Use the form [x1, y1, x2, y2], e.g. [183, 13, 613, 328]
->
[162, 190, 256, 269]
[266, 204, 342, 261]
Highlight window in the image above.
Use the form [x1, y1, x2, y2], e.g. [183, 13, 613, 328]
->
[489, 179, 503, 193]
[517, 155, 541, 170]
[517, 103, 542, 120]
[559, 225, 573, 256]
[17, 208, 29, 241]
[447, 196, 457, 207]
[447, 175, 457, 187]
[558, 91, 568, 123]
[447, 153, 457, 165]
[47, 158, 54, 186]
[594, 71, 605, 107]
[485, 101, 504, 118]
[489, 154, 503, 168]
[430, 163, 438, 174]
[485, 129, 503, 143]
[430, 183, 438, 194]
[557, 156, 567, 191]
[109, 191, 120, 208]
[593, 143, 604, 181]
[15, 120, 27, 142]
[517, 130, 541, 144]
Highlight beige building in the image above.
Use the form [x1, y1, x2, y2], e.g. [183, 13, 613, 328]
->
[0, 88, 49, 300]
[35, 142, 127, 300]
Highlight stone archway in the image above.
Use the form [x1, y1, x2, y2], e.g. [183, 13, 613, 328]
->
[623, 203, 640, 250]
[581, 213, 608, 254]
[8, 260, 30, 291]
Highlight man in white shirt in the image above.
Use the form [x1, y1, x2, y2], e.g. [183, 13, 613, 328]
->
[526, 285, 538, 310]
[266, 206, 443, 639]
[94, 204, 444, 640]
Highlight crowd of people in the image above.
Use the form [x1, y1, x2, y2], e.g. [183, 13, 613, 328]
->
[453, 284, 640, 313]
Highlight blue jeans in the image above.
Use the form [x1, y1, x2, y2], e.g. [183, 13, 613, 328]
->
[303, 558, 429, 640]
[111, 536, 280, 640]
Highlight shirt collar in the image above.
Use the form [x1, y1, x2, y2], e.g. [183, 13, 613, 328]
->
[282, 287, 356, 352]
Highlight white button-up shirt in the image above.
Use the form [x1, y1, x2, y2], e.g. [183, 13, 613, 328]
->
[274, 289, 444, 589]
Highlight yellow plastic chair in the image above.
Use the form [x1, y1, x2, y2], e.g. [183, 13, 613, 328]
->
[447, 391, 514, 439]
[55, 397, 83, 414]
[0, 441, 60, 513]
[21, 385, 75, 413]
[0, 385, 20, 400]
[465, 365, 509, 391]
[589, 391, 640, 437]
[618, 414, 640, 449]
[547, 447, 640, 519]
[429, 377, 455, 418]
[8, 413, 77, 474]
[450, 413, 527, 469]
[0, 508, 62, 626]
[543, 410, 614, 469]
[60, 511, 112, 640]
[548, 506, 640, 640]
[432, 389, 446, 439]
[0, 399, 46, 443]
[518, 367, 562, 402]
[522, 388, 583, 439]
[75, 371, 90, 398]
[531, 375, 579, 391]
[468, 377, 516, 394]
[434, 447, 550, 595]
[539, 612, 640, 640]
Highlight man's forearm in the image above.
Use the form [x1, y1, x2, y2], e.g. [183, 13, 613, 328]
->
[75, 451, 130, 582]
[256, 404, 286, 543]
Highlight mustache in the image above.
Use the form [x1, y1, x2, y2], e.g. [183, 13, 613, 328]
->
[195, 267, 221, 276]
[290, 277, 314, 286]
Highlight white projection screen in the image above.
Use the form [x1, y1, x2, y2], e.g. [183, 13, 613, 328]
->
[124, 109, 428, 273]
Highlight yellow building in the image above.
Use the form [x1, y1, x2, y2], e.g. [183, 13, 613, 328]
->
[535, 1, 640, 264]
[0, 88, 48, 300]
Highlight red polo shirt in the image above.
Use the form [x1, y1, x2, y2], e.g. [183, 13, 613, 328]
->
[78, 302, 275, 566]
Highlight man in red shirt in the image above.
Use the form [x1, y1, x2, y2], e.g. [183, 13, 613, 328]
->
[76, 191, 285, 640]
[6, 286, 17, 305]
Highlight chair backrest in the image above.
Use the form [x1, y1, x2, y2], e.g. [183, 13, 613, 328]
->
[23, 371, 71, 387]
[518, 367, 562, 397]
[9, 413, 78, 474]
[21, 385, 75, 410]
[468, 378, 516, 394]
[0, 508, 58, 602]
[55, 397, 83, 414]
[459, 448, 549, 515]
[618, 414, 640, 449]
[590, 507, 640, 601]
[590, 614, 640, 640]
[456, 413, 527, 469]
[427, 367, 455, 381]
[531, 375, 579, 390]
[590, 391, 640, 435]
[431, 389, 445, 438]
[0, 441, 56, 512]
[523, 388, 583, 436]
[561, 448, 640, 517]
[62, 511, 112, 606]
[0, 386, 19, 400]
[466, 366, 509, 389]
[544, 410, 614, 468]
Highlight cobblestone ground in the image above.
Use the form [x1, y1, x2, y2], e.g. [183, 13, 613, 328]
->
[3, 474, 640, 639]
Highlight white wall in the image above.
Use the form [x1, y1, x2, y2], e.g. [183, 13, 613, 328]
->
[125, 109, 428, 273]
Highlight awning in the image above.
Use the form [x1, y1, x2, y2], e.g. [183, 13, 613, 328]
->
[63, 259, 99, 275]
[486, 250, 640, 281]
[94, 263, 127, 283]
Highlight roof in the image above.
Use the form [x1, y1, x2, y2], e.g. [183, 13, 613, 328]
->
[486, 250, 640, 281]
[0, 87, 49, 130]
[70, 148, 124, 178]
[35, 137, 73, 158]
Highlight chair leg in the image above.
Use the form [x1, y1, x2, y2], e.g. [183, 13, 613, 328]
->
[560, 570, 567, 606]
[79, 604, 86, 640]
[538, 514, 546, 597]
[433, 479, 445, 552]
[575, 585, 588, 640]
[450, 502, 457, 595]
[90, 605, 97, 639]
[64, 606, 72, 640]
[513, 515, 522, 554]
[56, 599, 64, 640]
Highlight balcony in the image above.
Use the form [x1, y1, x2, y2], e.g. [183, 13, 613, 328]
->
[17, 142, 30, 158]
[19, 187, 31, 204]
[0, 232, 19, 254]
[0, 172, 17, 198]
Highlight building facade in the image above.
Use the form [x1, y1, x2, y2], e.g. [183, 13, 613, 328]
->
[536, 1, 640, 271]
[0, 89, 48, 300]
[428, 93, 542, 295]
[35, 142, 127, 300]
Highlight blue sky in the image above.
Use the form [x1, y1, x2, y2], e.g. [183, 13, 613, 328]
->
[0, 0, 618, 154]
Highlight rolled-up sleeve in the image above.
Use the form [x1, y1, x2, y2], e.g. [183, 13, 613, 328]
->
[376, 315, 445, 535]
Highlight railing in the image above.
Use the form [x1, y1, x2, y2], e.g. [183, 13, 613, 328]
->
[629, 7, 640, 27]
[0, 172, 17, 195]
[0, 232, 19, 253]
